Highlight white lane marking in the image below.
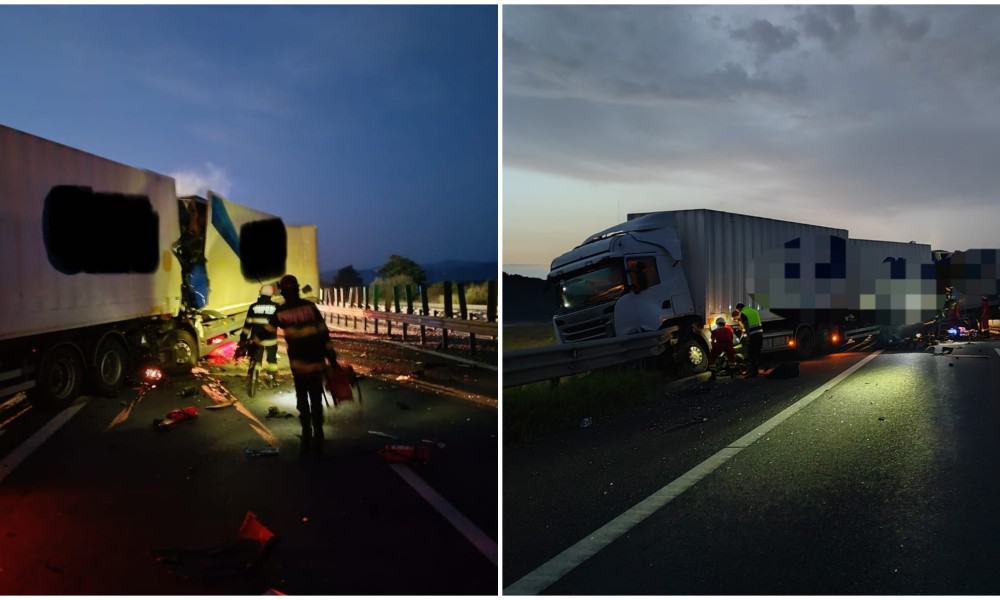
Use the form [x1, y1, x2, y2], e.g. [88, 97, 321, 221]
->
[0, 401, 87, 484]
[505, 350, 885, 595]
[389, 463, 497, 565]
[995, 348, 1000, 359]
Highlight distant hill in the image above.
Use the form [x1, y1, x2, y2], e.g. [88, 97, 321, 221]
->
[504, 272, 559, 323]
[321, 260, 497, 286]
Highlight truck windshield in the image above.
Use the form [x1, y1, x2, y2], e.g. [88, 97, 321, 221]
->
[557, 260, 627, 311]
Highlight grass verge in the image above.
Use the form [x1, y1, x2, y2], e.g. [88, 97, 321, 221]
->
[503, 367, 666, 444]
[503, 323, 556, 350]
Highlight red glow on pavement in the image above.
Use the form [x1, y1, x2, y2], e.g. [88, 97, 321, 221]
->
[143, 366, 163, 382]
[205, 341, 238, 365]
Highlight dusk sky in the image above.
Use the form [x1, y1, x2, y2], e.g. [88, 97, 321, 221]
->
[504, 5, 1000, 279]
[0, 5, 497, 273]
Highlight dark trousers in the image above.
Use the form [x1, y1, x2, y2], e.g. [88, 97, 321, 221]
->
[747, 332, 763, 376]
[293, 373, 325, 445]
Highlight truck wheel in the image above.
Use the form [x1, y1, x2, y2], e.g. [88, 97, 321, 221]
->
[795, 326, 816, 359]
[93, 336, 128, 396]
[37, 344, 84, 407]
[167, 330, 198, 374]
[677, 338, 709, 375]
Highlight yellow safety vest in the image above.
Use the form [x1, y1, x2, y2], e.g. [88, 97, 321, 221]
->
[741, 306, 763, 334]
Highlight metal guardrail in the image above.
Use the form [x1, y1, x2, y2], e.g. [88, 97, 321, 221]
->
[318, 305, 497, 338]
[503, 327, 677, 388]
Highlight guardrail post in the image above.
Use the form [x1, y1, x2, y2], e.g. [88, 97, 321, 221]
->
[487, 280, 497, 323]
[443, 281, 453, 351]
[420, 285, 429, 346]
[458, 282, 474, 353]
[394, 286, 405, 341]
[354, 287, 365, 329]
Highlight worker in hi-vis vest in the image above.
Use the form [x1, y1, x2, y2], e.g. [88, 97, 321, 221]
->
[735, 302, 763, 378]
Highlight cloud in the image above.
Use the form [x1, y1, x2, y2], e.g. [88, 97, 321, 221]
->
[504, 6, 1000, 260]
[869, 6, 930, 42]
[504, 6, 806, 106]
[796, 5, 860, 54]
[730, 19, 799, 65]
[169, 162, 233, 197]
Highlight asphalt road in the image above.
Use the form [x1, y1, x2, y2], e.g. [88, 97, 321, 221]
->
[0, 334, 497, 594]
[504, 340, 1000, 594]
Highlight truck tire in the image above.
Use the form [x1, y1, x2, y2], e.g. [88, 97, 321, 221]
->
[37, 344, 84, 408]
[676, 338, 709, 375]
[93, 336, 128, 396]
[795, 326, 816, 360]
[167, 329, 198, 375]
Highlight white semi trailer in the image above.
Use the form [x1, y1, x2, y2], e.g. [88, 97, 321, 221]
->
[547, 209, 939, 373]
[0, 124, 319, 404]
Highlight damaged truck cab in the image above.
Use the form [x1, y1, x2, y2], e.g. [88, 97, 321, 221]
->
[0, 124, 318, 406]
[549, 215, 705, 372]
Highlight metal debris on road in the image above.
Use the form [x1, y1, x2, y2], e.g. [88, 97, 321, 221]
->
[177, 386, 200, 398]
[265, 406, 294, 419]
[421, 438, 447, 449]
[368, 430, 399, 440]
[245, 447, 280, 458]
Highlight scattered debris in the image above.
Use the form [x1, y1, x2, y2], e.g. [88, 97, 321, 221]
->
[177, 386, 200, 398]
[368, 430, 399, 441]
[379, 443, 431, 464]
[265, 406, 294, 419]
[580, 417, 593, 429]
[878, 416, 886, 422]
[420, 438, 447, 449]
[245, 447, 280, 458]
[153, 511, 276, 581]
[154, 407, 199, 430]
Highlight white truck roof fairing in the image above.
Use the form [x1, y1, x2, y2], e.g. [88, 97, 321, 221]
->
[550, 214, 685, 279]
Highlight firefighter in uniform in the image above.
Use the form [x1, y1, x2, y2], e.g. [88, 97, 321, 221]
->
[237, 284, 279, 380]
[267, 274, 337, 457]
[735, 302, 763, 378]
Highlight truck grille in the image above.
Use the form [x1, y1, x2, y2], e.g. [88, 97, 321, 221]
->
[555, 303, 616, 342]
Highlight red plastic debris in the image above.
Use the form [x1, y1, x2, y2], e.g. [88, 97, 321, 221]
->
[379, 443, 431, 464]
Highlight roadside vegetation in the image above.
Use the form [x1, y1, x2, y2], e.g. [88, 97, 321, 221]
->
[504, 367, 666, 444]
[503, 323, 556, 350]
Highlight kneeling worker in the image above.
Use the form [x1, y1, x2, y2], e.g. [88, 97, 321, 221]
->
[709, 316, 736, 374]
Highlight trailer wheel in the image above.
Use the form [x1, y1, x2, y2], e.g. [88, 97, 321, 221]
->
[795, 326, 816, 360]
[168, 330, 198, 374]
[93, 336, 128, 396]
[37, 344, 84, 407]
[677, 338, 709, 375]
